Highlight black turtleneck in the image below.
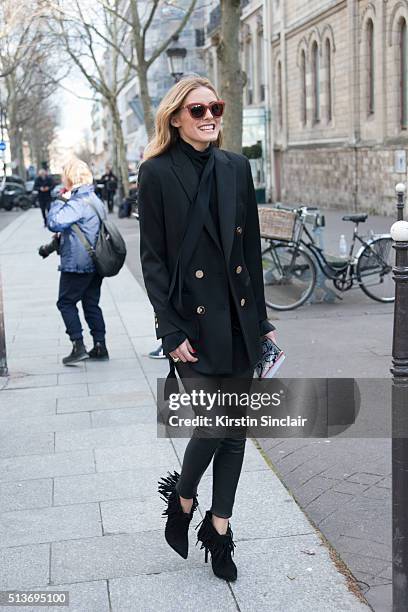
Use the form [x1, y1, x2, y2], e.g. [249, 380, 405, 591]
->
[178, 136, 212, 177]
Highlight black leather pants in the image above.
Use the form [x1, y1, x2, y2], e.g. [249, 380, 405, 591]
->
[174, 333, 254, 519]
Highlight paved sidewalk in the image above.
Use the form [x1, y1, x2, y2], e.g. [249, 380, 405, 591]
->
[116, 206, 394, 611]
[0, 210, 369, 612]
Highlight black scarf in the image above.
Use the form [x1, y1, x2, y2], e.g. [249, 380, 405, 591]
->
[164, 138, 216, 400]
[177, 136, 221, 241]
[169, 137, 216, 312]
[164, 137, 241, 400]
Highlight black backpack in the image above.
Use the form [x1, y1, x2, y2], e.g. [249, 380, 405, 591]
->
[72, 203, 127, 277]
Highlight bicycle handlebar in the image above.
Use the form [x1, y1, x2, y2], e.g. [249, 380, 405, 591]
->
[273, 203, 324, 227]
[285, 205, 325, 228]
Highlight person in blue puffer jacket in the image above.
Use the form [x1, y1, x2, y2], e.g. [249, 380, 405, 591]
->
[47, 157, 110, 365]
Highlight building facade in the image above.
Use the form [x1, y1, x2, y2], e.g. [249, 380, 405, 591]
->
[202, 0, 408, 214]
[269, 0, 408, 214]
[90, 100, 108, 176]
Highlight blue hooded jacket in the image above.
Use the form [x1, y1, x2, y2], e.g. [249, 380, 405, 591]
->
[47, 184, 107, 273]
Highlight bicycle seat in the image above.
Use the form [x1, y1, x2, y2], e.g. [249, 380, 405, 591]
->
[342, 214, 368, 223]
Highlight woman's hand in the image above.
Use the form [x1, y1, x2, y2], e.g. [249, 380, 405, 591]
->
[169, 338, 198, 363]
[264, 330, 277, 343]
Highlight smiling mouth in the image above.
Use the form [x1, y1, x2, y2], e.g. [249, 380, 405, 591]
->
[198, 124, 216, 132]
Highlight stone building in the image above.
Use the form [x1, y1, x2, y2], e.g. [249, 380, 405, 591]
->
[90, 100, 108, 176]
[269, 0, 408, 214]
[202, 0, 408, 213]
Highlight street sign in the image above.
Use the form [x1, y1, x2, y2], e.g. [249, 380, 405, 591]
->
[395, 150, 406, 174]
[0, 141, 5, 152]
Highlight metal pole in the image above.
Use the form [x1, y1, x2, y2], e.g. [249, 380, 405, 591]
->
[0, 265, 8, 377]
[0, 102, 8, 377]
[396, 183, 406, 222]
[0, 104, 6, 176]
[391, 182, 408, 611]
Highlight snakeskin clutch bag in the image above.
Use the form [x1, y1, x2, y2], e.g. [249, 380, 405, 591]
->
[255, 337, 286, 379]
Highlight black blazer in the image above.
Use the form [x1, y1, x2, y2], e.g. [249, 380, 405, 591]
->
[138, 140, 275, 375]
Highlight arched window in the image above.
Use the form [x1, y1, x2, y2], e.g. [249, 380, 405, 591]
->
[400, 19, 407, 129]
[257, 30, 265, 102]
[312, 41, 320, 123]
[277, 60, 283, 128]
[244, 28, 254, 106]
[300, 50, 306, 125]
[325, 39, 332, 122]
[367, 19, 375, 115]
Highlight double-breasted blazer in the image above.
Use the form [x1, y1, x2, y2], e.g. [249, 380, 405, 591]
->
[138, 139, 275, 376]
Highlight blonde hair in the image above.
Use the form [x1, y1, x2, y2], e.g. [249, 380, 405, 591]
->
[62, 157, 93, 187]
[143, 75, 223, 161]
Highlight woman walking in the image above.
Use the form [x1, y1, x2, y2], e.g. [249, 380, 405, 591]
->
[138, 76, 276, 581]
[47, 158, 109, 364]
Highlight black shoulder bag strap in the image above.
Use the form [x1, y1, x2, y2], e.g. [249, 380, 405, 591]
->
[72, 224, 95, 257]
[71, 201, 106, 256]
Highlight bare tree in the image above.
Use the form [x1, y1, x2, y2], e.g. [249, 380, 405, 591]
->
[50, 0, 134, 196]
[5, 50, 63, 176]
[0, 0, 66, 176]
[26, 101, 60, 169]
[216, 0, 246, 153]
[91, 0, 199, 139]
[0, 0, 36, 78]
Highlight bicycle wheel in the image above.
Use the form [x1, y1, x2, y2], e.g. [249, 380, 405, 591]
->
[262, 242, 317, 310]
[357, 236, 395, 303]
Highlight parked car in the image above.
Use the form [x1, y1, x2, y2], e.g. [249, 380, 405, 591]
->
[0, 177, 31, 211]
[6, 175, 25, 187]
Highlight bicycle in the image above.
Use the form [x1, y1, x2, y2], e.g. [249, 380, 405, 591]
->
[260, 205, 394, 311]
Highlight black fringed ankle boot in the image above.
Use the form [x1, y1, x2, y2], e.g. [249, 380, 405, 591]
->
[195, 510, 237, 582]
[158, 470, 198, 559]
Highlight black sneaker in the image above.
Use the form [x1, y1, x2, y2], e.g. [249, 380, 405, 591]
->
[149, 345, 166, 359]
[88, 342, 109, 360]
[62, 340, 89, 365]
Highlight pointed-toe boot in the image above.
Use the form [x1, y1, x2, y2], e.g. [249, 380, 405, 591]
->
[158, 470, 198, 559]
